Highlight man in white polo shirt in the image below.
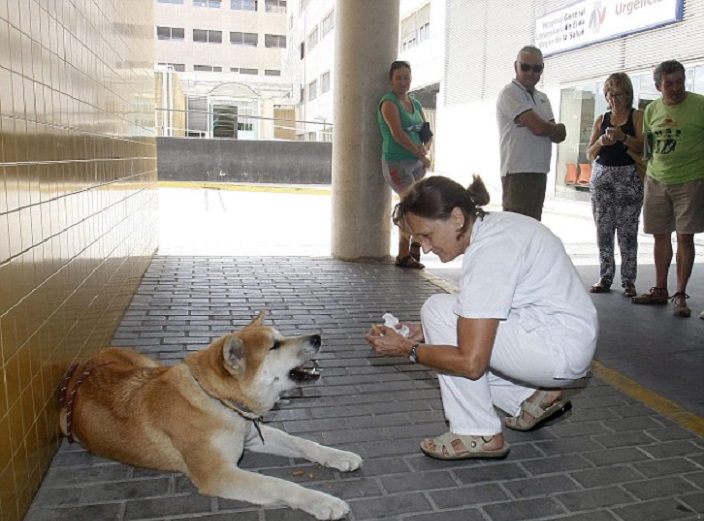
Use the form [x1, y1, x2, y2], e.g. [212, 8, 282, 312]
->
[496, 45, 566, 221]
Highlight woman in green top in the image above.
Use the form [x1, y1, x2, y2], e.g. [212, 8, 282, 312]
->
[378, 60, 432, 269]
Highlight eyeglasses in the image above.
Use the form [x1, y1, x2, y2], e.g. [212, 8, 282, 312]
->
[606, 92, 625, 99]
[519, 62, 544, 73]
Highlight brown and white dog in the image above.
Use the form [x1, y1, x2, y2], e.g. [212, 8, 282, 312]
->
[59, 311, 363, 520]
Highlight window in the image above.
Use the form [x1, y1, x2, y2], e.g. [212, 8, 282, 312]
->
[159, 62, 186, 72]
[230, 67, 258, 75]
[265, 34, 286, 48]
[194, 29, 222, 43]
[158, 0, 183, 4]
[194, 65, 222, 72]
[265, 69, 281, 76]
[321, 71, 330, 94]
[265, 0, 286, 13]
[157, 26, 185, 40]
[322, 10, 334, 37]
[307, 79, 317, 101]
[306, 26, 318, 51]
[230, 32, 258, 46]
[194, 0, 221, 7]
[231, 0, 257, 10]
[418, 22, 430, 43]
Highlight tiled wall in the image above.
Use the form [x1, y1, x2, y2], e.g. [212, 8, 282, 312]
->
[0, 1, 157, 520]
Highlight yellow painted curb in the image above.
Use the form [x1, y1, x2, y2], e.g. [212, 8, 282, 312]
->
[591, 360, 704, 436]
[157, 181, 331, 196]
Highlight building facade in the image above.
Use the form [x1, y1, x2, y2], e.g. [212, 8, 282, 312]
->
[154, 0, 292, 138]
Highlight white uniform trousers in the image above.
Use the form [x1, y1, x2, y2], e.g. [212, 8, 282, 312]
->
[421, 294, 577, 435]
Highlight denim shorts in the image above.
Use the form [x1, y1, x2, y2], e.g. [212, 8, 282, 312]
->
[381, 158, 426, 195]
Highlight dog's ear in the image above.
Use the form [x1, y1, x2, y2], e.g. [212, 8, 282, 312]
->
[222, 336, 246, 377]
[245, 310, 265, 328]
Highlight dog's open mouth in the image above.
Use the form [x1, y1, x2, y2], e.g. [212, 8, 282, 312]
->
[289, 360, 321, 382]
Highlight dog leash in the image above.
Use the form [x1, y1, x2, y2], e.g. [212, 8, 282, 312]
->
[189, 370, 266, 444]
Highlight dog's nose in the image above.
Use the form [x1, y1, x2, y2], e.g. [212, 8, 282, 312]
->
[311, 334, 321, 348]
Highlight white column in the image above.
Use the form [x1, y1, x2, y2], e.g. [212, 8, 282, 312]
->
[331, 0, 400, 260]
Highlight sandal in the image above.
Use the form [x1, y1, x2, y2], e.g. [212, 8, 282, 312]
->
[671, 292, 691, 318]
[395, 254, 424, 269]
[504, 390, 572, 431]
[589, 279, 612, 293]
[632, 287, 668, 305]
[623, 283, 637, 298]
[420, 432, 509, 460]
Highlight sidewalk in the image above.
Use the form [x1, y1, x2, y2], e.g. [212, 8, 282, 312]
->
[24, 185, 704, 521]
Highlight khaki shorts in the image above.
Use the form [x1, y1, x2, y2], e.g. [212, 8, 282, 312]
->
[643, 176, 704, 234]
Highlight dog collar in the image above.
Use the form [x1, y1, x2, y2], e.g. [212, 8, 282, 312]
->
[189, 370, 266, 444]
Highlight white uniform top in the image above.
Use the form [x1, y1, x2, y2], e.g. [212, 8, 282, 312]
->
[454, 211, 597, 379]
[496, 80, 556, 176]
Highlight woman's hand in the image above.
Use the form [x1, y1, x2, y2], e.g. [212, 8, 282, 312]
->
[365, 325, 413, 358]
[402, 322, 424, 342]
[600, 132, 616, 147]
[604, 126, 626, 144]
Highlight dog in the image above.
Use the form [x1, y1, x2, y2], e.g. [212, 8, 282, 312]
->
[59, 311, 363, 520]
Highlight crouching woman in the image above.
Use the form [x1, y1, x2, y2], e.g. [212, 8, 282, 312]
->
[366, 175, 597, 459]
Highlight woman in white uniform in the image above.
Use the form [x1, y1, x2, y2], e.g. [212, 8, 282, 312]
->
[366, 175, 598, 459]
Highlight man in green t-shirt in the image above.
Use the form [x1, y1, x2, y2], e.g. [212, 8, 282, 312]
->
[632, 60, 704, 319]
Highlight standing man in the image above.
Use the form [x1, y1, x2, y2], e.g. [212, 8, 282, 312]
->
[632, 60, 704, 319]
[496, 45, 566, 221]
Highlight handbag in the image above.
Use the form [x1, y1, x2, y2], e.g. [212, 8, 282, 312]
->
[626, 149, 646, 182]
[419, 121, 433, 144]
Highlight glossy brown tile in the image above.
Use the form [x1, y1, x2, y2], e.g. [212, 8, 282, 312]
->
[0, 1, 157, 520]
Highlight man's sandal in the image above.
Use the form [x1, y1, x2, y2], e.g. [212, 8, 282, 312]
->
[671, 292, 691, 318]
[395, 254, 425, 269]
[504, 391, 572, 431]
[632, 287, 668, 305]
[420, 432, 509, 460]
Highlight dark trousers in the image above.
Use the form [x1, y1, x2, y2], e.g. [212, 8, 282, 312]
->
[501, 172, 547, 221]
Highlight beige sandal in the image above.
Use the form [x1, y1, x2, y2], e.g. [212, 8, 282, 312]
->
[504, 390, 572, 431]
[420, 432, 509, 460]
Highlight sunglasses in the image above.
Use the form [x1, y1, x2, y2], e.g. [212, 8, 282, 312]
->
[519, 62, 544, 73]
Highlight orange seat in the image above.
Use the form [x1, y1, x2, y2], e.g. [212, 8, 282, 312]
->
[564, 163, 578, 185]
[577, 163, 592, 185]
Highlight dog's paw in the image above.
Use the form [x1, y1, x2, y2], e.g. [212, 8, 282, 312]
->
[325, 450, 363, 472]
[309, 495, 350, 520]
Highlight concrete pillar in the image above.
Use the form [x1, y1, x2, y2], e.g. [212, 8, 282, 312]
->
[331, 0, 399, 260]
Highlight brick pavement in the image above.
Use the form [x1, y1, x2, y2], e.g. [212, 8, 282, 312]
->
[25, 256, 704, 521]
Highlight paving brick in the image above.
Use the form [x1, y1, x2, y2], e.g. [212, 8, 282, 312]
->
[622, 476, 699, 500]
[123, 493, 213, 520]
[453, 461, 529, 485]
[503, 474, 581, 497]
[581, 447, 652, 467]
[379, 470, 457, 494]
[569, 465, 643, 488]
[24, 503, 121, 521]
[403, 508, 486, 521]
[611, 498, 700, 521]
[428, 483, 508, 509]
[482, 497, 566, 521]
[348, 491, 433, 519]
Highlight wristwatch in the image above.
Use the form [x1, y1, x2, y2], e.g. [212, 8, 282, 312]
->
[408, 343, 420, 364]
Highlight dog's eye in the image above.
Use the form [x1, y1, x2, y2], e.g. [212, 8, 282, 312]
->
[271, 340, 281, 351]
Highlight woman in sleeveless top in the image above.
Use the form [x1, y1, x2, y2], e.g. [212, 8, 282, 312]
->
[586, 73, 645, 297]
[378, 61, 432, 269]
